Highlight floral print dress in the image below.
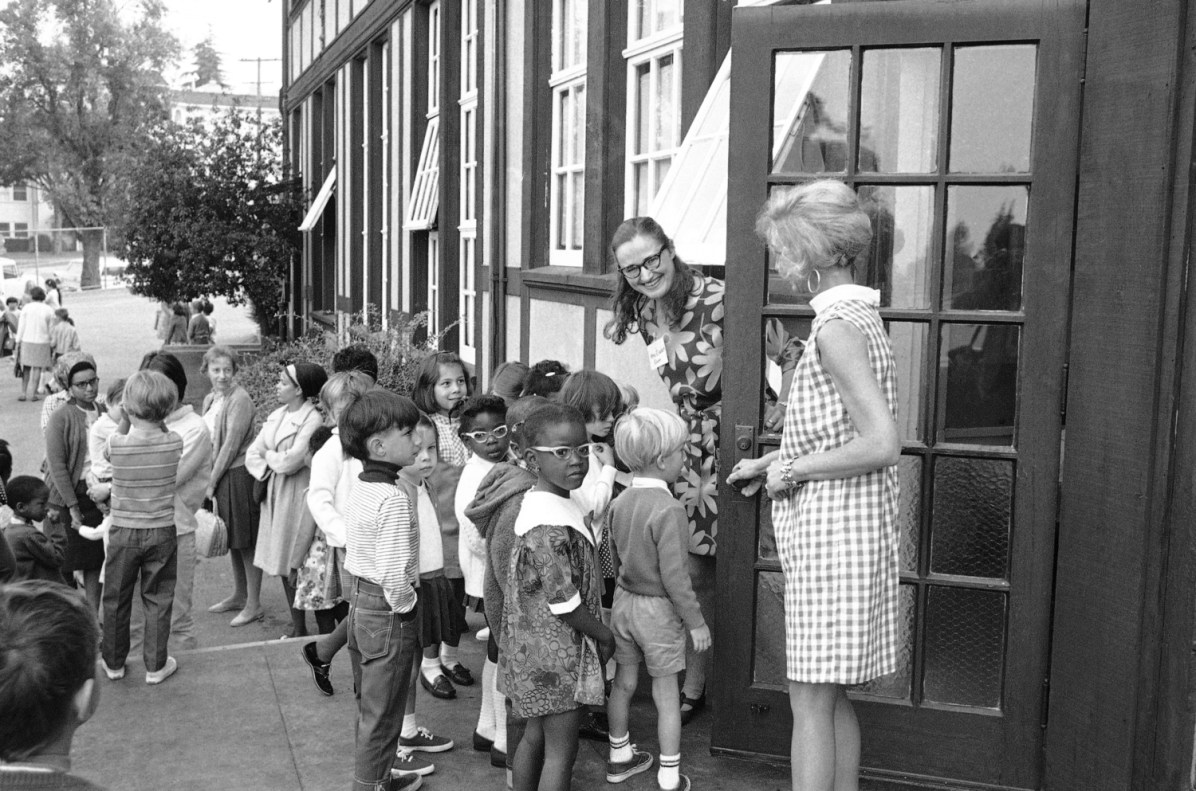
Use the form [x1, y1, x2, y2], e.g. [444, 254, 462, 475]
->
[500, 491, 605, 719]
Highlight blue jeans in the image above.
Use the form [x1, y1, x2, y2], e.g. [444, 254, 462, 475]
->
[348, 578, 418, 791]
[102, 525, 177, 672]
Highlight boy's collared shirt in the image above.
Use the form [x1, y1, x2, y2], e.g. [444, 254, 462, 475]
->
[344, 459, 420, 614]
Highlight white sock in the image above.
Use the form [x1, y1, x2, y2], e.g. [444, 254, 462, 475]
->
[493, 685, 509, 753]
[439, 643, 458, 666]
[401, 714, 418, 740]
[421, 656, 442, 683]
[658, 753, 680, 789]
[608, 731, 632, 764]
[476, 659, 496, 740]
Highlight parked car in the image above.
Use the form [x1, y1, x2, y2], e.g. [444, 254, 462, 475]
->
[0, 259, 38, 302]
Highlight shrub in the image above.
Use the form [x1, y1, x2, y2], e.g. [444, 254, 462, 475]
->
[235, 310, 448, 423]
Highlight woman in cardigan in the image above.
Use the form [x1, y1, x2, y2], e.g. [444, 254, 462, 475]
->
[246, 361, 327, 639]
[43, 352, 106, 613]
[202, 346, 265, 627]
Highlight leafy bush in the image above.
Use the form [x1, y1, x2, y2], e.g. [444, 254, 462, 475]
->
[235, 310, 446, 422]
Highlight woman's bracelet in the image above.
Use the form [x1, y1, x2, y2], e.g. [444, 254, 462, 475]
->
[775, 400, 788, 407]
[780, 459, 801, 490]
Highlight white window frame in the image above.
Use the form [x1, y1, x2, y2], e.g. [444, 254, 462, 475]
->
[11, 185, 27, 202]
[549, 0, 587, 267]
[458, 0, 479, 364]
[623, 3, 683, 218]
[427, 231, 440, 336]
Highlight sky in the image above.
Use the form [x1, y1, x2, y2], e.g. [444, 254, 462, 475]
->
[161, 0, 283, 97]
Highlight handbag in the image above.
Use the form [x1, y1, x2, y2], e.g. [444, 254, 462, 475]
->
[72, 480, 104, 528]
[195, 504, 230, 558]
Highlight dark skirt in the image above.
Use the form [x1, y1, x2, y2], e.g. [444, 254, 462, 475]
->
[417, 571, 466, 649]
[53, 509, 104, 574]
[215, 465, 261, 550]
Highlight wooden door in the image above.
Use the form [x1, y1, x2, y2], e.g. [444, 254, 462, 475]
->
[714, 1, 1085, 787]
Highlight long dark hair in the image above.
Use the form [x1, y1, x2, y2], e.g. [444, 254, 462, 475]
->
[603, 217, 695, 345]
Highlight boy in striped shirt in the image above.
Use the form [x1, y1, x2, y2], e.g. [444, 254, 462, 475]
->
[340, 388, 424, 791]
[99, 370, 183, 686]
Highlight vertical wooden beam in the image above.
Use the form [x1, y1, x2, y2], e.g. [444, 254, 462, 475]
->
[520, 0, 552, 269]
[440, 0, 462, 351]
[681, 0, 732, 136]
[582, 0, 628, 274]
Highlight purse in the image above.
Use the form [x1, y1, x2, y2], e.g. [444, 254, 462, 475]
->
[72, 480, 104, 528]
[195, 504, 230, 558]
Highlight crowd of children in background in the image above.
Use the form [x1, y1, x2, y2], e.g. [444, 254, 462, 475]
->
[0, 341, 709, 791]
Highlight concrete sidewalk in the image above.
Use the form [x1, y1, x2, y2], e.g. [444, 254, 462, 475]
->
[73, 630, 790, 791]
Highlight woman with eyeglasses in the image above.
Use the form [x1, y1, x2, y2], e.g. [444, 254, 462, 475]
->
[604, 217, 800, 725]
[43, 351, 106, 613]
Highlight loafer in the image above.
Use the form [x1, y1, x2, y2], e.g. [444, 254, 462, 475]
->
[398, 726, 454, 753]
[391, 749, 435, 777]
[145, 656, 178, 685]
[441, 661, 474, 686]
[490, 746, 507, 768]
[301, 641, 334, 696]
[420, 672, 456, 699]
[578, 710, 609, 741]
[680, 692, 706, 726]
[472, 731, 494, 752]
[606, 745, 653, 783]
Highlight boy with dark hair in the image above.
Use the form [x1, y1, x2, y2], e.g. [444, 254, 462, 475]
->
[332, 344, 380, 383]
[0, 580, 106, 790]
[2, 476, 64, 584]
[339, 388, 425, 791]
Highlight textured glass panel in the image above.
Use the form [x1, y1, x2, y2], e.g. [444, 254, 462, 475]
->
[859, 48, 940, 174]
[633, 163, 650, 217]
[555, 175, 566, 250]
[931, 457, 1012, 579]
[923, 586, 1006, 708]
[772, 51, 851, 174]
[950, 45, 1036, 173]
[753, 571, 787, 686]
[854, 583, 916, 699]
[657, 55, 676, 150]
[938, 323, 1019, 446]
[888, 322, 927, 443]
[858, 185, 934, 310]
[654, 158, 671, 196]
[757, 497, 778, 563]
[944, 186, 1027, 311]
[636, 64, 650, 155]
[573, 85, 586, 164]
[897, 455, 922, 572]
[571, 173, 584, 248]
[760, 317, 812, 432]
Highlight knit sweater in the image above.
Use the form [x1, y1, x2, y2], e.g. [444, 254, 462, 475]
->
[202, 385, 256, 485]
[465, 463, 536, 641]
[109, 427, 183, 529]
[44, 400, 102, 509]
[607, 480, 706, 630]
[344, 460, 419, 614]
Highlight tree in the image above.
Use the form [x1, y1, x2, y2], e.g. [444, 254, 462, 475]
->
[191, 32, 225, 89]
[0, 0, 178, 289]
[121, 111, 303, 337]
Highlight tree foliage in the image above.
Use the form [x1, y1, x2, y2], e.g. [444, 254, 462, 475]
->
[121, 110, 303, 337]
[191, 32, 225, 88]
[0, 0, 178, 288]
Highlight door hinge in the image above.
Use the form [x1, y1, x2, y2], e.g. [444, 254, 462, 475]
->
[1040, 676, 1050, 729]
[1059, 362, 1070, 423]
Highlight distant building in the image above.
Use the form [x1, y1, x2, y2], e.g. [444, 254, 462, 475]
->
[169, 87, 280, 126]
[0, 184, 58, 253]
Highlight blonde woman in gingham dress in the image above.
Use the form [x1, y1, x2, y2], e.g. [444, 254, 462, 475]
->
[728, 180, 901, 791]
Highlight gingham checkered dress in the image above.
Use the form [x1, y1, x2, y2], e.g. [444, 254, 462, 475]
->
[772, 285, 900, 684]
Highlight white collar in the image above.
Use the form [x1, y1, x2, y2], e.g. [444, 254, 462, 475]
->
[810, 284, 880, 315]
[630, 477, 671, 491]
[515, 490, 593, 544]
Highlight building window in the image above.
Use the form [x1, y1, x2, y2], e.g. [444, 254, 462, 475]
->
[458, 0, 479, 361]
[11, 185, 27, 202]
[428, 231, 440, 336]
[14, 223, 28, 238]
[549, 0, 586, 267]
[624, 0, 683, 217]
[0, 223, 10, 238]
[428, 1, 441, 117]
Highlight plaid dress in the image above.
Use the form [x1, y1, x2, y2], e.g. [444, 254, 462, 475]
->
[772, 285, 899, 684]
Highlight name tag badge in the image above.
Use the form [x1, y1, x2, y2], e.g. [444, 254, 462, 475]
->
[647, 337, 669, 369]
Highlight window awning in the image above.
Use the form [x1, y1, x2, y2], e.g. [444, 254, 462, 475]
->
[406, 116, 440, 231]
[299, 168, 337, 232]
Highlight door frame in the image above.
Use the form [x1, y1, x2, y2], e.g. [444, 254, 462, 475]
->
[714, 1, 1086, 787]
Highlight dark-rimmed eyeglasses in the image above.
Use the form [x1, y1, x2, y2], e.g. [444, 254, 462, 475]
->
[70, 376, 99, 390]
[460, 425, 510, 443]
[530, 444, 593, 460]
[617, 245, 669, 281]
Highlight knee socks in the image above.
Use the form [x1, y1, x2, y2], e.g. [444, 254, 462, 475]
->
[492, 673, 508, 753]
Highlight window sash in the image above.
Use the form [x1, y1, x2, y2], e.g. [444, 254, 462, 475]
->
[625, 43, 683, 218]
[428, 1, 441, 116]
[406, 116, 440, 230]
[427, 231, 440, 336]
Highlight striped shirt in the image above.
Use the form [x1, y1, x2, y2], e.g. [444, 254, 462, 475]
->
[345, 461, 420, 613]
[108, 428, 183, 529]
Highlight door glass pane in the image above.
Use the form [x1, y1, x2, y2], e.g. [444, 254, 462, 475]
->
[859, 48, 940, 174]
[944, 186, 1027, 311]
[938, 323, 1019, 446]
[757, 494, 778, 562]
[772, 50, 851, 174]
[931, 456, 1012, 579]
[923, 586, 1006, 708]
[887, 321, 927, 443]
[859, 185, 935, 309]
[762, 317, 811, 429]
[854, 583, 916, 700]
[753, 571, 787, 686]
[897, 455, 922, 572]
[636, 64, 650, 154]
[949, 45, 1036, 173]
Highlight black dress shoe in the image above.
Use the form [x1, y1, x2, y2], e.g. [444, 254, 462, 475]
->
[680, 693, 706, 726]
[441, 661, 474, 686]
[420, 672, 457, 699]
[490, 746, 507, 768]
[472, 731, 494, 752]
[301, 641, 334, 696]
[578, 710, 609, 741]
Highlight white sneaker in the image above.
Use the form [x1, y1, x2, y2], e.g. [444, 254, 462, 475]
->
[101, 660, 125, 680]
[145, 656, 178, 685]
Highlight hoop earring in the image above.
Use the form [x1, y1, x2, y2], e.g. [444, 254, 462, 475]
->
[806, 268, 822, 294]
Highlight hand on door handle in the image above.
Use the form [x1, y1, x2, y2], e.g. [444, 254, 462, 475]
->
[727, 455, 769, 497]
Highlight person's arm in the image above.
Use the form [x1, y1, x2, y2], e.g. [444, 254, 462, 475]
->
[726, 449, 781, 497]
[267, 411, 321, 475]
[306, 441, 348, 544]
[43, 411, 79, 511]
[765, 319, 900, 498]
[655, 503, 710, 650]
[529, 526, 616, 662]
[243, 408, 274, 481]
[375, 492, 419, 613]
[18, 528, 66, 572]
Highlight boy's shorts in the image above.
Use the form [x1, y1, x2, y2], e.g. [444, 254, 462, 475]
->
[610, 587, 686, 677]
